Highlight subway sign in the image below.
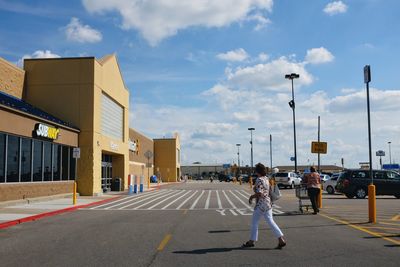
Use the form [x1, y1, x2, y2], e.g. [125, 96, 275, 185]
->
[34, 123, 60, 140]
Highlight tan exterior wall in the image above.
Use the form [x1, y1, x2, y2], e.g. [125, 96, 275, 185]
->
[0, 57, 25, 99]
[0, 181, 74, 202]
[0, 107, 79, 146]
[129, 128, 154, 182]
[154, 135, 181, 182]
[23, 56, 129, 196]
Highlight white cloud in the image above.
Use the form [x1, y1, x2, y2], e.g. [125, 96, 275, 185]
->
[258, 53, 269, 62]
[217, 48, 249, 62]
[305, 47, 334, 64]
[82, 0, 273, 46]
[192, 123, 239, 138]
[323, 1, 348, 16]
[64, 17, 102, 43]
[16, 50, 60, 67]
[226, 57, 313, 91]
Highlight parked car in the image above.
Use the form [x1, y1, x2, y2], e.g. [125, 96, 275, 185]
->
[336, 169, 400, 199]
[274, 172, 302, 189]
[240, 174, 249, 183]
[218, 173, 234, 182]
[320, 174, 330, 183]
[323, 174, 340, 194]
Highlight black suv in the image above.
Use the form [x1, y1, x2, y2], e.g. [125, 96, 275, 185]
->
[336, 169, 400, 199]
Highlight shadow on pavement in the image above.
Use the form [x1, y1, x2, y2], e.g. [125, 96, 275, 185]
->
[384, 244, 400, 248]
[173, 247, 275, 254]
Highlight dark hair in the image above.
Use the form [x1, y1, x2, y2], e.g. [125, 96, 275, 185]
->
[255, 163, 267, 176]
[310, 166, 316, 172]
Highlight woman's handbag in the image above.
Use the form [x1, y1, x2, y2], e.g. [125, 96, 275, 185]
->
[270, 184, 282, 202]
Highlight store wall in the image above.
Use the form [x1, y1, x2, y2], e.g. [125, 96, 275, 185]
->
[0, 57, 25, 99]
[154, 136, 180, 182]
[23, 56, 129, 196]
[129, 128, 154, 181]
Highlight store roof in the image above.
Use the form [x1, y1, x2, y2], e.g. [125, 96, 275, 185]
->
[0, 90, 79, 130]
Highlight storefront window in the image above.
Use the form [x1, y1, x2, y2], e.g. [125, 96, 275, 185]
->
[62, 146, 69, 180]
[33, 140, 43, 182]
[43, 142, 52, 181]
[53, 144, 61, 181]
[7, 135, 19, 182]
[21, 138, 32, 182]
[0, 133, 5, 183]
[69, 147, 76, 180]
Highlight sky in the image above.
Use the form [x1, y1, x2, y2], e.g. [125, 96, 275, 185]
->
[1, 0, 399, 169]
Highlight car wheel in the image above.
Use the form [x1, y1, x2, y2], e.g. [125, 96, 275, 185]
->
[355, 188, 367, 199]
[345, 193, 354, 199]
[326, 186, 334, 195]
[394, 194, 400, 199]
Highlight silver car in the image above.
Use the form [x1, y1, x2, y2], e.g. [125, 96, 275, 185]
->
[274, 172, 302, 189]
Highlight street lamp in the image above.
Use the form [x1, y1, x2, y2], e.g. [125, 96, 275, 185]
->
[248, 128, 255, 174]
[285, 73, 300, 173]
[388, 141, 392, 165]
[236, 144, 241, 175]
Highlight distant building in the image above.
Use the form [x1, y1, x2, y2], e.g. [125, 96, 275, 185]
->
[274, 165, 344, 174]
[181, 164, 225, 177]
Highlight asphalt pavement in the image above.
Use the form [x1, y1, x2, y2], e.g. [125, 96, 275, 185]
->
[0, 181, 399, 267]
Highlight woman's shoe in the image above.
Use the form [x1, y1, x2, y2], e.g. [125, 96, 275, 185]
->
[241, 241, 255, 248]
[275, 241, 286, 249]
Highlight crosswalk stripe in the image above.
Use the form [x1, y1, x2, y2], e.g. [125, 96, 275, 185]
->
[161, 190, 192, 209]
[222, 190, 237, 209]
[147, 190, 186, 210]
[240, 190, 251, 197]
[205, 190, 212, 209]
[100, 190, 165, 210]
[190, 190, 205, 210]
[229, 190, 252, 210]
[216, 190, 222, 209]
[90, 190, 162, 209]
[176, 190, 198, 210]
[132, 190, 178, 210]
[115, 190, 170, 210]
[116, 190, 172, 210]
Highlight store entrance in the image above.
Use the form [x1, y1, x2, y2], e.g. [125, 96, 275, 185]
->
[101, 154, 113, 193]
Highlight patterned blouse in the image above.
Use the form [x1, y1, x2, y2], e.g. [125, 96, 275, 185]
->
[254, 176, 272, 212]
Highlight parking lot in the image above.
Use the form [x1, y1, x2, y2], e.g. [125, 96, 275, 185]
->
[1, 181, 399, 267]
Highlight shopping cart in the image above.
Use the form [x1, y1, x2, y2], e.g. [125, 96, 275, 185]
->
[295, 184, 312, 213]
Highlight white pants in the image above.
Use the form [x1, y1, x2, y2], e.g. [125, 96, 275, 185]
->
[250, 207, 283, 241]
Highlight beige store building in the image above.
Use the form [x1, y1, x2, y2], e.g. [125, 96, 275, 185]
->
[129, 128, 154, 183]
[154, 135, 181, 182]
[23, 55, 129, 196]
[0, 58, 79, 201]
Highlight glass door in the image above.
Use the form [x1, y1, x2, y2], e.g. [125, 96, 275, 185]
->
[101, 154, 112, 192]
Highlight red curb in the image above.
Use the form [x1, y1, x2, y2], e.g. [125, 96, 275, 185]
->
[0, 195, 122, 230]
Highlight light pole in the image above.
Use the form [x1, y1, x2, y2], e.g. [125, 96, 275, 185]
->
[388, 141, 392, 165]
[248, 128, 255, 174]
[285, 73, 300, 173]
[269, 134, 273, 173]
[236, 144, 241, 175]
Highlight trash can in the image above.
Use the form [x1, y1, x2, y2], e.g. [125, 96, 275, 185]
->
[111, 177, 122, 191]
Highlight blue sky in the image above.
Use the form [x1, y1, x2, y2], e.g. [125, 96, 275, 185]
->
[1, 0, 399, 168]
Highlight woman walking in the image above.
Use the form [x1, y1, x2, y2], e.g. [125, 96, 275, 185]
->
[303, 166, 321, 214]
[242, 163, 286, 249]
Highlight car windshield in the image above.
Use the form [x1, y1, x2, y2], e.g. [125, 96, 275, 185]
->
[275, 173, 288, 177]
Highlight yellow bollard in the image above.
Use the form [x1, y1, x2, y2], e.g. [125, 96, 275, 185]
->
[318, 184, 323, 209]
[368, 184, 376, 223]
[73, 181, 77, 205]
[250, 176, 253, 189]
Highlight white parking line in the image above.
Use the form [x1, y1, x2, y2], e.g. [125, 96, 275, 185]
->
[115, 190, 172, 210]
[102, 190, 166, 210]
[240, 190, 251, 197]
[147, 190, 186, 210]
[222, 190, 237, 209]
[190, 190, 205, 210]
[132, 191, 178, 210]
[176, 190, 198, 210]
[216, 190, 222, 209]
[91, 190, 163, 209]
[205, 190, 212, 209]
[229, 190, 252, 210]
[161, 190, 192, 209]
